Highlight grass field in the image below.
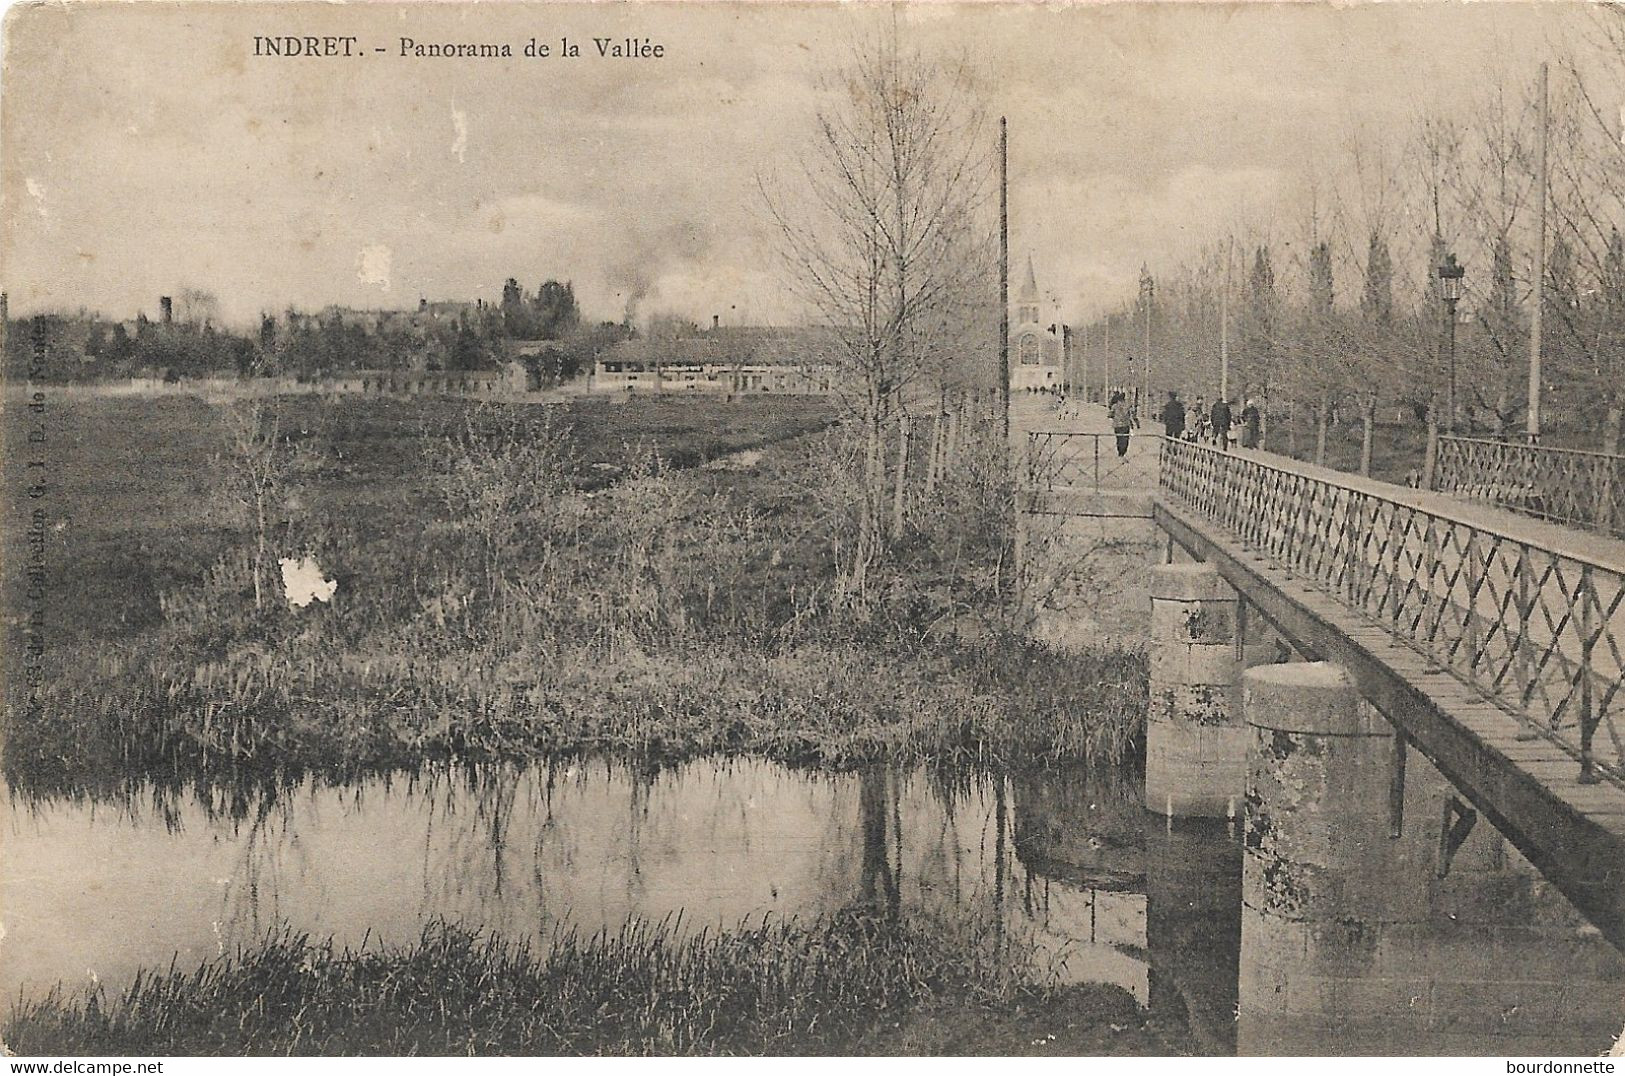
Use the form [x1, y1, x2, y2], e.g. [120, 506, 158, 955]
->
[1, 392, 838, 645]
[1267, 415, 1428, 485]
[1267, 411, 1609, 487]
[3, 388, 1146, 798]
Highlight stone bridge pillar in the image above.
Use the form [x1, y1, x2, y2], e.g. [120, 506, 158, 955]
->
[1146, 563, 1246, 817]
[1239, 661, 1625, 1055]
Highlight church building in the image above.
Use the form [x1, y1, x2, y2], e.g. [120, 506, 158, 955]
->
[1010, 254, 1065, 391]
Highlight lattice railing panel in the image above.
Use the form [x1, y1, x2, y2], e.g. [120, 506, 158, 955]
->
[1161, 439, 1624, 784]
[1436, 436, 1625, 540]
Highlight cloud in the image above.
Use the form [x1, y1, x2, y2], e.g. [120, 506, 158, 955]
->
[1, 2, 1602, 328]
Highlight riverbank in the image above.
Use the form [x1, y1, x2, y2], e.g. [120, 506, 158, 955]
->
[10, 636, 1144, 797]
[2, 915, 1187, 1056]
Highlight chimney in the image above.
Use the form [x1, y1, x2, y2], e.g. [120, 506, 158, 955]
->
[160, 296, 173, 324]
[712, 314, 720, 331]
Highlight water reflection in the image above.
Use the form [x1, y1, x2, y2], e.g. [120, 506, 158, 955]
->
[1145, 815, 1242, 1055]
[1010, 768, 1153, 1002]
[1, 759, 1240, 1050]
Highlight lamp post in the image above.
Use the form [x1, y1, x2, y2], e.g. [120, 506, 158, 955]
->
[1438, 253, 1465, 434]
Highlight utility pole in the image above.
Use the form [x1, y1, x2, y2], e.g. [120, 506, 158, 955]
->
[998, 116, 1010, 438]
[1103, 315, 1111, 399]
[1139, 265, 1154, 417]
[1220, 236, 1233, 401]
[1079, 325, 1092, 404]
[1528, 61, 1549, 445]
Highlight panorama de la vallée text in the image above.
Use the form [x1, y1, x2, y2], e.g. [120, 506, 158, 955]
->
[252, 35, 666, 59]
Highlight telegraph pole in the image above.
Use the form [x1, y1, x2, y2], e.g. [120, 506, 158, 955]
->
[1103, 316, 1111, 399]
[1080, 321, 1089, 398]
[998, 116, 1010, 438]
[1220, 236, 1233, 401]
[1139, 265, 1154, 417]
[1528, 61, 1549, 444]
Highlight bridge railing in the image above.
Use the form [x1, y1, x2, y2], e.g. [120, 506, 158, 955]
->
[1434, 435, 1624, 540]
[1026, 431, 1163, 491]
[1161, 439, 1624, 784]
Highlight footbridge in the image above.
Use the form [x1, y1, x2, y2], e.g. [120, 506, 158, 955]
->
[1019, 405, 1625, 1053]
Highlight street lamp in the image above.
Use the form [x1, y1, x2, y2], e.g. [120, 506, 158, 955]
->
[1438, 253, 1465, 434]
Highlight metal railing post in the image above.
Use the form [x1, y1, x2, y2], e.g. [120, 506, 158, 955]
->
[1423, 416, 1440, 491]
[1580, 565, 1598, 784]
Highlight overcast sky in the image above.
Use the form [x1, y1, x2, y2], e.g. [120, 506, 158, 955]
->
[1, 1, 1607, 328]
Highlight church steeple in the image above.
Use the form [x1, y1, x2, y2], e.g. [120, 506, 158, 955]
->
[1016, 253, 1040, 324]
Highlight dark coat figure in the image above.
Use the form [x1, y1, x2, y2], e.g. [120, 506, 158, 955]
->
[1211, 398, 1233, 449]
[1240, 399, 1262, 449]
[1159, 392, 1186, 439]
[1109, 392, 1133, 458]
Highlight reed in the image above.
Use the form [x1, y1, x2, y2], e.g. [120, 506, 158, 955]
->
[4, 912, 1062, 1056]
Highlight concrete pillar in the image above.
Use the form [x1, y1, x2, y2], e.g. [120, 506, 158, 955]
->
[1238, 661, 1625, 1055]
[1146, 562, 1245, 817]
[1238, 661, 1405, 1054]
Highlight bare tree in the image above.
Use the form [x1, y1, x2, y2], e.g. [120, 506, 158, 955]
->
[764, 24, 995, 594]
[176, 287, 222, 328]
[1551, 22, 1625, 452]
[1449, 79, 1540, 436]
[1333, 123, 1408, 473]
[215, 400, 302, 610]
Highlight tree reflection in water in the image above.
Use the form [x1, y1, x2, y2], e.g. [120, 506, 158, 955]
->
[2, 754, 1237, 1039]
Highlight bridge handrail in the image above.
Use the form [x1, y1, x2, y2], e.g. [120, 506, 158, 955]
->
[1441, 434, 1625, 464]
[1026, 429, 1163, 492]
[1178, 438, 1621, 577]
[1159, 438, 1623, 784]
[1434, 434, 1623, 540]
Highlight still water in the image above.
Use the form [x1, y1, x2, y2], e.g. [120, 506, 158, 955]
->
[1, 759, 1241, 1052]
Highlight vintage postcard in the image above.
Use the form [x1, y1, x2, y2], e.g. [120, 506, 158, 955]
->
[2, 0, 1623, 1060]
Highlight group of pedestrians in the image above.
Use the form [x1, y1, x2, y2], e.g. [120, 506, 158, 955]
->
[1097, 386, 1262, 460]
[1155, 391, 1262, 451]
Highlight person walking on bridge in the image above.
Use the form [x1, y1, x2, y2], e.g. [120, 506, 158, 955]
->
[1211, 396, 1234, 451]
[1109, 391, 1133, 458]
[1240, 397, 1262, 449]
[1159, 390, 1186, 440]
[1190, 394, 1210, 443]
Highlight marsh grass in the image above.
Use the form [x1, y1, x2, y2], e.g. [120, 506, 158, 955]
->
[5, 395, 1146, 796]
[3, 913, 1051, 1056]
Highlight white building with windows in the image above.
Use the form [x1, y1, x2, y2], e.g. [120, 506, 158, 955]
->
[591, 326, 836, 396]
[1010, 254, 1065, 392]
